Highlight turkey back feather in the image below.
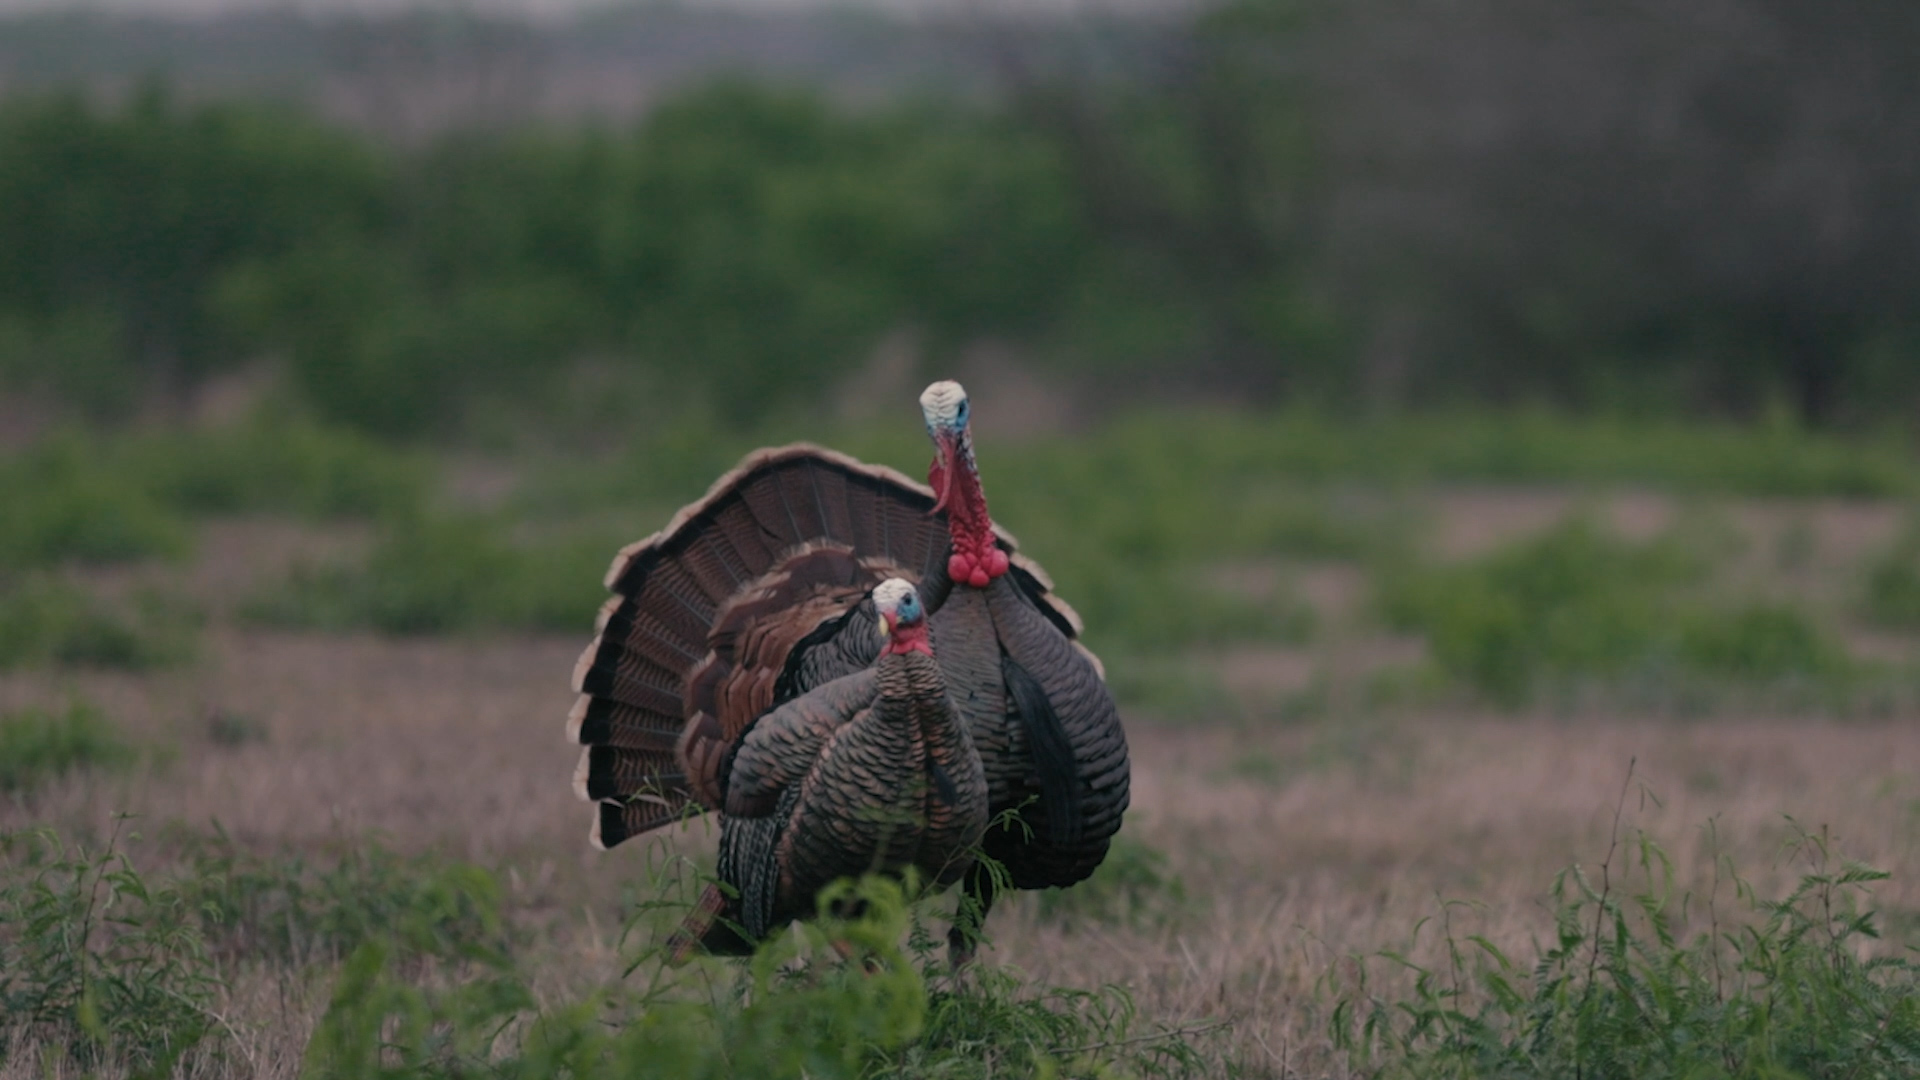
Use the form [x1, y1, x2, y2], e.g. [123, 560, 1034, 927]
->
[980, 574, 1130, 889]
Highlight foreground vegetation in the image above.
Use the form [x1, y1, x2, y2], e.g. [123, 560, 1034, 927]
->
[0, 819, 1226, 1078]
[1329, 809, 1920, 1078]
[2, 796, 1913, 1078]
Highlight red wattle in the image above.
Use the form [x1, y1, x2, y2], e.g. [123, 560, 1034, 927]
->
[932, 435, 1009, 589]
[884, 622, 934, 656]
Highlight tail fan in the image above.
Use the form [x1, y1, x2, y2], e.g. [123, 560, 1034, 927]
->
[568, 444, 957, 849]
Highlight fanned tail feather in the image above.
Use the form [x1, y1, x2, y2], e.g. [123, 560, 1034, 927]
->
[568, 444, 963, 849]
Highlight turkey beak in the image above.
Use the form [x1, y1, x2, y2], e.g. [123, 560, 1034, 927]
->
[877, 611, 894, 640]
[929, 428, 959, 515]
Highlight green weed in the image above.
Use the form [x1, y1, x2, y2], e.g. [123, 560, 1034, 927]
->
[176, 830, 510, 964]
[896, 961, 1220, 1079]
[0, 822, 220, 1072]
[0, 822, 1230, 1077]
[0, 700, 134, 795]
[302, 871, 1223, 1080]
[1327, 813, 1920, 1079]
[1076, 560, 1318, 653]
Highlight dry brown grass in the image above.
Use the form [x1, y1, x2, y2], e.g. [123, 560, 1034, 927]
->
[4, 507, 1919, 1077]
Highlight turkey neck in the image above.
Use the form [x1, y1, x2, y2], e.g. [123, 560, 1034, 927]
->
[874, 650, 957, 810]
[931, 429, 1009, 589]
[879, 649, 987, 887]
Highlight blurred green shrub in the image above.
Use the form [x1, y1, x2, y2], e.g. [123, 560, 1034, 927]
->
[1101, 657, 1243, 718]
[0, 577, 198, 671]
[1065, 559, 1317, 654]
[1860, 523, 1920, 632]
[0, 86, 388, 418]
[125, 417, 429, 519]
[1676, 602, 1851, 682]
[0, 419, 426, 558]
[200, 84, 1096, 437]
[1380, 519, 1852, 706]
[0, 436, 190, 570]
[0, 700, 134, 794]
[244, 513, 610, 634]
[2, 70, 1919, 449]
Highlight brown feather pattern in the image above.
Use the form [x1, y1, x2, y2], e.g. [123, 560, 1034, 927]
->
[690, 646, 986, 953]
[568, 444, 1053, 850]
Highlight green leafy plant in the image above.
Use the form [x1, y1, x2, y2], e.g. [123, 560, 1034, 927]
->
[0, 822, 222, 1072]
[1327, 795, 1920, 1079]
[177, 830, 510, 964]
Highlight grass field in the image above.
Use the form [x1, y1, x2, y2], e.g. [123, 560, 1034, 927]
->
[3, 411, 1919, 1076]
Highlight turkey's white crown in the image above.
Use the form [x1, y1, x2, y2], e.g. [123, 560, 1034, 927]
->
[919, 380, 968, 428]
[873, 578, 918, 613]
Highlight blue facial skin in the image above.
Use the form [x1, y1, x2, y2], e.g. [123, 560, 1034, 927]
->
[892, 591, 923, 625]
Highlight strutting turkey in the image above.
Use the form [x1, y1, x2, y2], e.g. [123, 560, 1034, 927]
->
[565, 442, 1083, 952]
[668, 579, 987, 956]
[915, 380, 1131, 965]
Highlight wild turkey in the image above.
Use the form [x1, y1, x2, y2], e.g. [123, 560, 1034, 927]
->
[915, 380, 1131, 965]
[565, 443, 1080, 946]
[668, 578, 987, 955]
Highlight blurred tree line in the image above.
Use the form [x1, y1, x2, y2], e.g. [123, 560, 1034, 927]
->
[0, 0, 1914, 439]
